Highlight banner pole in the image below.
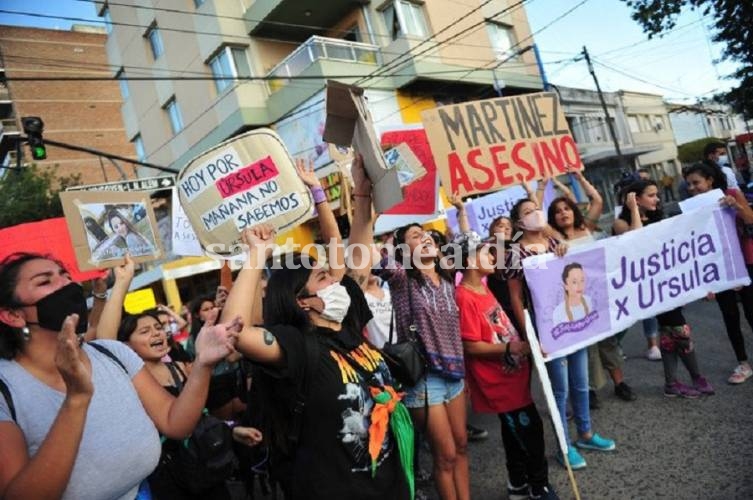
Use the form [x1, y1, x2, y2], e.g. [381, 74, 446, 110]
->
[524, 310, 582, 500]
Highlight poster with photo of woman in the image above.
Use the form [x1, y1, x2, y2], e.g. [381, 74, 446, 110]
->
[60, 190, 163, 270]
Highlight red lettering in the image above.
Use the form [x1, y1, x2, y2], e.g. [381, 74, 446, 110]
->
[447, 152, 473, 195]
[560, 136, 583, 168]
[467, 149, 495, 191]
[489, 145, 514, 187]
[511, 142, 536, 181]
[531, 143, 547, 178]
[541, 138, 566, 174]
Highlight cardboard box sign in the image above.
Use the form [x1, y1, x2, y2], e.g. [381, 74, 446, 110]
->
[176, 128, 313, 256]
[322, 80, 404, 213]
[421, 92, 583, 197]
[59, 190, 165, 271]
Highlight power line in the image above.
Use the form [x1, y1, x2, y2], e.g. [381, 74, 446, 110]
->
[591, 58, 697, 97]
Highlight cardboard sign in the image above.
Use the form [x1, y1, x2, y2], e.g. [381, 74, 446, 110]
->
[177, 128, 312, 256]
[323, 80, 403, 213]
[59, 191, 164, 271]
[523, 205, 750, 359]
[171, 188, 203, 257]
[0, 218, 107, 282]
[421, 92, 583, 197]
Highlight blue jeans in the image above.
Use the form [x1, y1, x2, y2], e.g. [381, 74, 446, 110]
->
[403, 372, 465, 408]
[546, 348, 590, 446]
[643, 317, 658, 339]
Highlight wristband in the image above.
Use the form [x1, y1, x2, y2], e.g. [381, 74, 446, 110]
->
[310, 186, 327, 204]
[92, 291, 108, 300]
[353, 192, 371, 198]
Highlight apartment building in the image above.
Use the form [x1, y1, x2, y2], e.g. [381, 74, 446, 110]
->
[618, 90, 680, 180]
[98, 0, 543, 307]
[0, 24, 137, 182]
[98, 0, 543, 172]
[667, 101, 747, 146]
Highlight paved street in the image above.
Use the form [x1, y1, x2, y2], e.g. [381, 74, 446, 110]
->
[419, 298, 753, 500]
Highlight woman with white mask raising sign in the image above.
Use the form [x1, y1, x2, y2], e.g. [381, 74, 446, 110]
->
[220, 157, 413, 500]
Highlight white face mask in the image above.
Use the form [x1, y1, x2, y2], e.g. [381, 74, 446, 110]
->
[520, 210, 547, 231]
[315, 283, 352, 324]
[718, 155, 730, 166]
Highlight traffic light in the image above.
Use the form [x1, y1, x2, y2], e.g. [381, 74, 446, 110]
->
[22, 116, 46, 161]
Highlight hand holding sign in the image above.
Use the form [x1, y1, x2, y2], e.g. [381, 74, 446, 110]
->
[241, 224, 277, 259]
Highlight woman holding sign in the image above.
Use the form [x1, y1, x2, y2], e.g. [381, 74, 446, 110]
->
[614, 180, 714, 398]
[505, 198, 616, 471]
[220, 158, 412, 500]
[684, 163, 753, 384]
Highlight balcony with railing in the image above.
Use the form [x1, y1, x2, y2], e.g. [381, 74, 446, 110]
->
[266, 35, 381, 94]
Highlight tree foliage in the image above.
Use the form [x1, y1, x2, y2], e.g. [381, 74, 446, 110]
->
[677, 136, 724, 164]
[0, 166, 80, 229]
[622, 0, 753, 117]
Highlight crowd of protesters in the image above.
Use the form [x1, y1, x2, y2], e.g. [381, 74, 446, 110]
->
[0, 140, 750, 500]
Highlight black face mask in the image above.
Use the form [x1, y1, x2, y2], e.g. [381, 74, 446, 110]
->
[24, 283, 89, 334]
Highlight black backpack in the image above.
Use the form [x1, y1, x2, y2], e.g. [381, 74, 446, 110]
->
[162, 362, 238, 495]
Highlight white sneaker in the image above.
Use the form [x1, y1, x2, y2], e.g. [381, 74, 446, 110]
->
[646, 346, 661, 361]
[728, 364, 753, 384]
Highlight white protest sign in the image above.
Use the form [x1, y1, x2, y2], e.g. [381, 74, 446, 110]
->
[170, 189, 203, 257]
[523, 204, 750, 360]
[177, 129, 312, 256]
[678, 188, 724, 213]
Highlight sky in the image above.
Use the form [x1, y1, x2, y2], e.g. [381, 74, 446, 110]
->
[0, 0, 738, 104]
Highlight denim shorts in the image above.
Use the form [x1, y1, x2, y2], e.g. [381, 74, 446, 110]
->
[403, 372, 465, 408]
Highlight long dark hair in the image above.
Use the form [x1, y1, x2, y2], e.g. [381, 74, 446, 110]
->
[263, 253, 313, 332]
[510, 197, 536, 230]
[683, 162, 728, 191]
[117, 311, 163, 343]
[561, 263, 588, 321]
[548, 196, 586, 239]
[393, 223, 453, 283]
[618, 180, 663, 225]
[0, 253, 60, 359]
[189, 295, 215, 339]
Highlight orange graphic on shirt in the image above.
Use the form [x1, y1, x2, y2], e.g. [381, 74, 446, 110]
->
[330, 343, 384, 384]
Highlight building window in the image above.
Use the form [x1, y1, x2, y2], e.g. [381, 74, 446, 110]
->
[102, 6, 113, 34]
[116, 68, 129, 100]
[382, 0, 428, 40]
[145, 23, 164, 59]
[627, 115, 640, 134]
[194, 0, 205, 7]
[641, 114, 652, 132]
[132, 133, 145, 161]
[487, 22, 516, 61]
[208, 46, 252, 93]
[164, 97, 184, 135]
[653, 115, 665, 131]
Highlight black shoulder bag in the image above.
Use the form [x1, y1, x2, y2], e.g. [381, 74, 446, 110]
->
[381, 276, 427, 388]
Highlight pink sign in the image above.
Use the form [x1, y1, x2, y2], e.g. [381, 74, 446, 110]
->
[380, 129, 437, 216]
[215, 156, 279, 199]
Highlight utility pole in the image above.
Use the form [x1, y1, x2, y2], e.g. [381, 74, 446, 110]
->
[582, 45, 628, 170]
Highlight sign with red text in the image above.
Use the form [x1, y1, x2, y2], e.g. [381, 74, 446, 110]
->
[380, 129, 438, 216]
[523, 205, 750, 360]
[421, 92, 583, 197]
[177, 128, 312, 256]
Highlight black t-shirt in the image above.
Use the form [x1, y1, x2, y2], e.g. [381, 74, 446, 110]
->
[262, 276, 409, 500]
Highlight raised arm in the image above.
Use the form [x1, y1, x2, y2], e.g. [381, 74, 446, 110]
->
[449, 192, 471, 233]
[347, 154, 376, 289]
[221, 225, 283, 365]
[552, 175, 576, 203]
[574, 170, 603, 230]
[157, 304, 188, 331]
[613, 192, 642, 235]
[296, 158, 345, 280]
[92, 256, 135, 340]
[0, 316, 93, 499]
